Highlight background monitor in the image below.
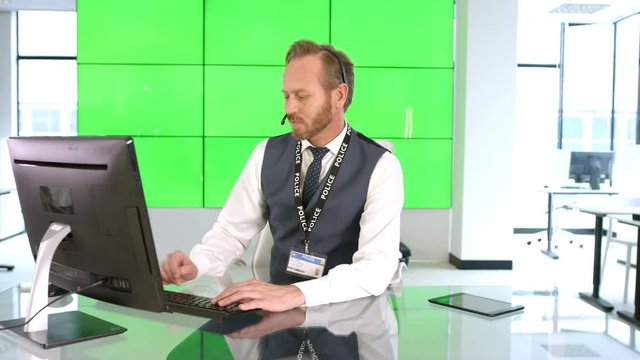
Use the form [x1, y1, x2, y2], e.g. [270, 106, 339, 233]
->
[4, 136, 168, 348]
[569, 151, 614, 190]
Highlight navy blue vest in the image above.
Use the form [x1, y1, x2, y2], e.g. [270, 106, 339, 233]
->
[261, 128, 387, 284]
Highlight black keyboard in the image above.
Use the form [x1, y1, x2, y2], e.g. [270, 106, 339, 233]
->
[165, 290, 248, 318]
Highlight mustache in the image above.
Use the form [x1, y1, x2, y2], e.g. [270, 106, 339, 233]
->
[286, 114, 303, 123]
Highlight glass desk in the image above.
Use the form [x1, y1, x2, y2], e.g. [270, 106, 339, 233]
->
[0, 283, 639, 359]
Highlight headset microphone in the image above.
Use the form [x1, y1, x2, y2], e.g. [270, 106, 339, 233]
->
[280, 113, 287, 125]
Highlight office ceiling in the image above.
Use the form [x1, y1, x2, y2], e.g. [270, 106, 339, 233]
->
[0, 0, 639, 23]
[0, 0, 74, 12]
[518, 0, 640, 23]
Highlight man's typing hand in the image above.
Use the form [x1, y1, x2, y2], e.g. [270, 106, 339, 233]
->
[212, 279, 305, 312]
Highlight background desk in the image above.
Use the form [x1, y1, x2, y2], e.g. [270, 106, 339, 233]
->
[612, 217, 640, 328]
[572, 205, 640, 317]
[540, 187, 618, 259]
[1, 284, 639, 359]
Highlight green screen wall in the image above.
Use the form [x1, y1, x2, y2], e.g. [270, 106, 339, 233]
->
[77, 0, 454, 208]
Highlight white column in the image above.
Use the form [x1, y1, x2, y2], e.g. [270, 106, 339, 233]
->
[450, 0, 518, 266]
[0, 11, 17, 189]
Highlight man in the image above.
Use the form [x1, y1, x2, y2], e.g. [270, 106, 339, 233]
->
[160, 39, 404, 312]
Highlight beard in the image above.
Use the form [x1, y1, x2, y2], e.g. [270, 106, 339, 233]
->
[289, 97, 333, 141]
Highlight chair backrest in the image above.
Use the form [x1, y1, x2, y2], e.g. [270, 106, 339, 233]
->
[251, 223, 273, 281]
[375, 139, 394, 153]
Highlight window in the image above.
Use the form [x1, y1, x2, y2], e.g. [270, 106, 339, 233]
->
[561, 23, 615, 150]
[512, 21, 563, 226]
[17, 11, 77, 136]
[559, 15, 640, 150]
[613, 14, 640, 147]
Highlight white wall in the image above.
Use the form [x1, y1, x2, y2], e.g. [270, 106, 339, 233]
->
[451, 0, 518, 263]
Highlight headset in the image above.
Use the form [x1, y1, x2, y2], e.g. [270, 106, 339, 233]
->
[280, 48, 348, 125]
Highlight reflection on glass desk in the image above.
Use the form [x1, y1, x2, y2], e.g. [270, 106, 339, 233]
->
[0, 283, 639, 359]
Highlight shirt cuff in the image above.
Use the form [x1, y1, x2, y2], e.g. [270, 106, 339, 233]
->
[293, 277, 330, 307]
[190, 253, 212, 279]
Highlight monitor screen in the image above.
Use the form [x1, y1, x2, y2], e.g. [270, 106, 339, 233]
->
[5, 136, 168, 347]
[569, 151, 614, 190]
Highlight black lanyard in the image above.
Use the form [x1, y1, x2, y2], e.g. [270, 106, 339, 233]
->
[293, 126, 352, 252]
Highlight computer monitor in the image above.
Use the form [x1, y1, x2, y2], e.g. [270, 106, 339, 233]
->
[2, 136, 168, 348]
[569, 151, 614, 190]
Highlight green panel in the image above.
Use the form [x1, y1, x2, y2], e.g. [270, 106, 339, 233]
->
[205, 66, 285, 137]
[331, 0, 454, 68]
[77, 0, 203, 64]
[133, 137, 203, 208]
[78, 65, 203, 137]
[205, 0, 329, 65]
[205, 137, 450, 209]
[393, 139, 451, 208]
[349, 68, 453, 139]
[204, 137, 263, 207]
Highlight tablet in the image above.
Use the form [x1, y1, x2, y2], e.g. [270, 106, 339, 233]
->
[428, 292, 524, 317]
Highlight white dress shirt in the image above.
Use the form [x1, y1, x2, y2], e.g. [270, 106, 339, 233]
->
[190, 123, 404, 307]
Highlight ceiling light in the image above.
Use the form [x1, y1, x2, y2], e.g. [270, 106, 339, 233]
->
[550, 3, 610, 14]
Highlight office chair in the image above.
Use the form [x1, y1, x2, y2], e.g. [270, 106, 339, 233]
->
[375, 139, 412, 265]
[251, 223, 272, 281]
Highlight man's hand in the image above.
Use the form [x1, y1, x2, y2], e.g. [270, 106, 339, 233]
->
[160, 250, 198, 285]
[212, 279, 305, 312]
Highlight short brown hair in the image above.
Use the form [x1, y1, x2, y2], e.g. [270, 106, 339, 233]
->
[285, 40, 354, 112]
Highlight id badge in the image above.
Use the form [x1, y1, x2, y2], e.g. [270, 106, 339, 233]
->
[286, 247, 327, 279]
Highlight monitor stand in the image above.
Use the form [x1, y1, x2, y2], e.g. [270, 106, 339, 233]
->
[588, 161, 601, 190]
[0, 222, 126, 349]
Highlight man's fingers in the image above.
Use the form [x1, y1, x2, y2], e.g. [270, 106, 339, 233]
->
[212, 280, 254, 303]
[212, 280, 304, 312]
[213, 282, 263, 306]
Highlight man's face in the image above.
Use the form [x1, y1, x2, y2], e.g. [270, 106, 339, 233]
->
[282, 55, 334, 141]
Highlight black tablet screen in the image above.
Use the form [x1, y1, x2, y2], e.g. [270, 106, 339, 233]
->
[428, 292, 524, 317]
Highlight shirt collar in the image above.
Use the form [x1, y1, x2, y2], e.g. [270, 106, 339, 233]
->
[300, 121, 348, 155]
